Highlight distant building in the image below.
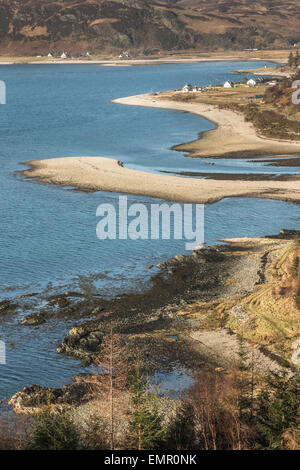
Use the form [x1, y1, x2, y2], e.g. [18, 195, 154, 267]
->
[118, 51, 130, 59]
[86, 52, 91, 57]
[182, 84, 202, 93]
[48, 53, 53, 58]
[61, 52, 67, 59]
[247, 78, 257, 86]
[223, 80, 234, 88]
[182, 84, 193, 92]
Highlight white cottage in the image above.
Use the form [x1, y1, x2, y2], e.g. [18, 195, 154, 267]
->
[61, 52, 67, 59]
[224, 80, 234, 88]
[182, 83, 193, 92]
[247, 78, 257, 86]
[48, 53, 53, 58]
[182, 84, 202, 93]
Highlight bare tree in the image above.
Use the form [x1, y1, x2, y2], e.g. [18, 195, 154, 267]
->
[88, 320, 128, 450]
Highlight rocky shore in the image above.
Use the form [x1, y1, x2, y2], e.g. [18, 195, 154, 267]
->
[6, 231, 298, 414]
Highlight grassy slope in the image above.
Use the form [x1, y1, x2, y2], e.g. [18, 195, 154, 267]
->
[180, 240, 300, 363]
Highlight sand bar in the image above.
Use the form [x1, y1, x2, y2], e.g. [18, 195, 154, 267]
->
[22, 155, 300, 204]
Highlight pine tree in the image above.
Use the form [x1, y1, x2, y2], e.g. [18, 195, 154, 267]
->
[130, 364, 165, 450]
[257, 371, 300, 449]
[234, 336, 255, 422]
[29, 407, 79, 450]
[164, 400, 196, 450]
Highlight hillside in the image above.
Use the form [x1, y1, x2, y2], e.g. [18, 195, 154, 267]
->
[0, 0, 299, 56]
[264, 69, 300, 121]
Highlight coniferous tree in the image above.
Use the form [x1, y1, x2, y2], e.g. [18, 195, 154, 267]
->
[163, 400, 196, 450]
[257, 372, 300, 449]
[234, 336, 255, 422]
[29, 407, 79, 450]
[130, 365, 165, 450]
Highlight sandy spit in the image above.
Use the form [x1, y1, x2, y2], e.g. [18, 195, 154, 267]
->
[21, 154, 300, 204]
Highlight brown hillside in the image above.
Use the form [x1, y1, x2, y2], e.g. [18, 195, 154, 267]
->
[0, 0, 299, 56]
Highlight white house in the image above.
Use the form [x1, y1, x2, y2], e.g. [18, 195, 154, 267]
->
[182, 84, 202, 93]
[48, 53, 53, 58]
[61, 52, 67, 59]
[247, 78, 257, 86]
[182, 83, 193, 92]
[118, 51, 130, 59]
[224, 80, 234, 88]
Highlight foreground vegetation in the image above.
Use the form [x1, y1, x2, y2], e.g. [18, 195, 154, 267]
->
[1, 323, 299, 451]
[2, 238, 299, 451]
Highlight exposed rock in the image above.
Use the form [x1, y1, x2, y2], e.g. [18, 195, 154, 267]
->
[267, 229, 300, 240]
[8, 374, 92, 414]
[0, 299, 18, 315]
[57, 325, 103, 362]
[19, 312, 47, 326]
[17, 292, 38, 299]
[230, 305, 257, 330]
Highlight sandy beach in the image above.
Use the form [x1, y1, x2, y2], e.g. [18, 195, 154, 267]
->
[21, 92, 300, 204]
[113, 93, 300, 158]
[22, 154, 300, 204]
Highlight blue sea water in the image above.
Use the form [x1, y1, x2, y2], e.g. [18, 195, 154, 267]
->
[0, 61, 299, 399]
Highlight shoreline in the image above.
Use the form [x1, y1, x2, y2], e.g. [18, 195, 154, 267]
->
[0, 50, 288, 66]
[114, 93, 300, 159]
[21, 92, 300, 204]
[6, 232, 298, 413]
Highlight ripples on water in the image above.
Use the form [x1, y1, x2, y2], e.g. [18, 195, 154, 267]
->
[0, 61, 299, 398]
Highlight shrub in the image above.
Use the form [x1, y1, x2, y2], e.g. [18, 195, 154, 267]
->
[29, 407, 80, 450]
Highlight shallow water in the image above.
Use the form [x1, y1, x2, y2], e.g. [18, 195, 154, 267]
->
[0, 60, 297, 295]
[0, 61, 300, 399]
